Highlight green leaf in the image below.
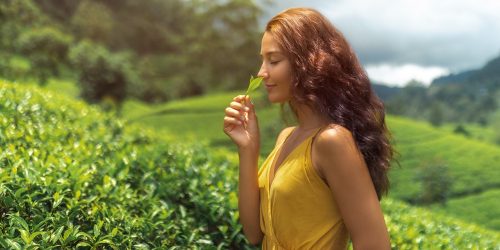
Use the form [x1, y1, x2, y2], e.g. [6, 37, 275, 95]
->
[110, 227, 118, 237]
[245, 75, 263, 96]
[51, 226, 65, 243]
[53, 192, 63, 209]
[20, 229, 30, 244]
[5, 239, 22, 250]
[75, 242, 91, 248]
[10, 215, 29, 231]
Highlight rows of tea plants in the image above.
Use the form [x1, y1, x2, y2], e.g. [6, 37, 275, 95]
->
[122, 88, 500, 228]
[122, 89, 286, 157]
[0, 80, 253, 249]
[381, 199, 499, 249]
[430, 189, 500, 231]
[387, 117, 500, 199]
[1, 80, 498, 248]
[123, 90, 500, 205]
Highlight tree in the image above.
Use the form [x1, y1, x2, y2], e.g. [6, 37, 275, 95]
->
[415, 159, 453, 206]
[453, 124, 470, 137]
[0, 0, 45, 51]
[17, 26, 73, 85]
[428, 102, 444, 127]
[69, 40, 137, 110]
[71, 0, 114, 44]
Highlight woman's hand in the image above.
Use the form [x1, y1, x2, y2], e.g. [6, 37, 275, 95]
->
[223, 95, 260, 152]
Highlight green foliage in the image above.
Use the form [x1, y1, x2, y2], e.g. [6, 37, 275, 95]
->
[386, 55, 500, 126]
[246, 76, 263, 96]
[71, 0, 114, 43]
[122, 91, 500, 230]
[452, 124, 470, 137]
[0, 0, 48, 81]
[428, 102, 444, 127]
[123, 89, 283, 158]
[69, 40, 137, 108]
[19, 0, 262, 102]
[1, 80, 499, 248]
[439, 122, 496, 145]
[415, 159, 453, 205]
[17, 26, 73, 85]
[0, 54, 32, 81]
[381, 199, 500, 249]
[0, 80, 255, 248]
[388, 116, 500, 204]
[0, 0, 46, 50]
[430, 189, 500, 231]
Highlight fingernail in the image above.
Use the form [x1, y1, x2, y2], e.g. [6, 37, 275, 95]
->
[244, 107, 250, 111]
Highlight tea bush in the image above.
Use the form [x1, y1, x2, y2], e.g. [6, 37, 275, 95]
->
[0, 80, 253, 249]
[1, 80, 498, 249]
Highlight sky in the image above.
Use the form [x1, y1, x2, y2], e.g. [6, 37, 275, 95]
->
[258, 0, 500, 87]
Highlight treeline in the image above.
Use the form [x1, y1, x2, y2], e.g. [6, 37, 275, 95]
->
[0, 0, 262, 105]
[380, 55, 500, 134]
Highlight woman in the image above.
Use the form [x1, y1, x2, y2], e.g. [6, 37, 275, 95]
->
[223, 8, 393, 249]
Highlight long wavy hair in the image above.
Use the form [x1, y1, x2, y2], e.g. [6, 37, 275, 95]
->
[266, 8, 394, 200]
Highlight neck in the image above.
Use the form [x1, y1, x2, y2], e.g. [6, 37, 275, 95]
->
[291, 101, 329, 131]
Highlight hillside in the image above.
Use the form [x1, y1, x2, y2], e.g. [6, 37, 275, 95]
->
[387, 116, 500, 230]
[1, 80, 499, 248]
[384, 53, 500, 125]
[0, 80, 249, 248]
[432, 54, 500, 89]
[121, 89, 500, 231]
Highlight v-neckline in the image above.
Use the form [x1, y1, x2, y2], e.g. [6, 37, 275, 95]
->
[267, 127, 320, 191]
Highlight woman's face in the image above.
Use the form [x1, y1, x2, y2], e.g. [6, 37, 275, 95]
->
[258, 32, 293, 104]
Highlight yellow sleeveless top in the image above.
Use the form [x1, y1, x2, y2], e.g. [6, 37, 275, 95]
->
[257, 126, 350, 249]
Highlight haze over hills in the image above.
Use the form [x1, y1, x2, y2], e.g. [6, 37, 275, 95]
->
[374, 54, 500, 127]
[432, 53, 500, 89]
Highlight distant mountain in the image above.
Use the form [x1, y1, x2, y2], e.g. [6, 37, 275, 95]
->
[385, 53, 500, 125]
[431, 53, 500, 91]
[371, 83, 402, 102]
[431, 70, 478, 86]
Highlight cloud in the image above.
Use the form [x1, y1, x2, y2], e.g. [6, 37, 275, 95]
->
[259, 0, 500, 73]
[365, 64, 450, 87]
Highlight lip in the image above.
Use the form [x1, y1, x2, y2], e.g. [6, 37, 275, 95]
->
[265, 84, 277, 89]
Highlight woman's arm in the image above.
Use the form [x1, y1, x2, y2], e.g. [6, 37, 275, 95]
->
[313, 125, 391, 250]
[237, 126, 293, 245]
[237, 148, 263, 245]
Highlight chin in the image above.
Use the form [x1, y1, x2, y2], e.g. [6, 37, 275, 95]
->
[267, 93, 289, 104]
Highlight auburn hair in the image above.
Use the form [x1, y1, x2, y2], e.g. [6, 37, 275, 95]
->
[266, 8, 394, 200]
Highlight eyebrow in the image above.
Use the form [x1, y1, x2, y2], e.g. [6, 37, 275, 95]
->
[259, 51, 282, 58]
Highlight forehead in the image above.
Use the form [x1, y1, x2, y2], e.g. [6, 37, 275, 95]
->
[260, 32, 282, 56]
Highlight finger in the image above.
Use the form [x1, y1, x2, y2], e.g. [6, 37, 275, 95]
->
[224, 116, 243, 126]
[245, 96, 254, 112]
[225, 106, 244, 118]
[230, 101, 249, 112]
[233, 95, 246, 101]
[245, 96, 250, 106]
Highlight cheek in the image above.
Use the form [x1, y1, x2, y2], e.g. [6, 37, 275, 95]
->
[274, 64, 293, 84]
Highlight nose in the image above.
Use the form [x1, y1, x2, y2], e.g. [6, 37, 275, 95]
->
[257, 62, 269, 79]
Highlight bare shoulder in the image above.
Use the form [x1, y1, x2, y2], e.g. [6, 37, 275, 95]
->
[274, 126, 295, 147]
[314, 124, 355, 150]
[313, 124, 362, 172]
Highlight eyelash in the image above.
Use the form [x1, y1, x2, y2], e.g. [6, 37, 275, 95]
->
[270, 61, 280, 65]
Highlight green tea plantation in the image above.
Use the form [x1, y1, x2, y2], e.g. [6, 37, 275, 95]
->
[1, 80, 499, 249]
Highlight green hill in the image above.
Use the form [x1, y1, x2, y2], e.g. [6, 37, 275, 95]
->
[388, 116, 500, 231]
[121, 89, 500, 231]
[387, 116, 500, 198]
[0, 80, 249, 248]
[1, 80, 499, 248]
